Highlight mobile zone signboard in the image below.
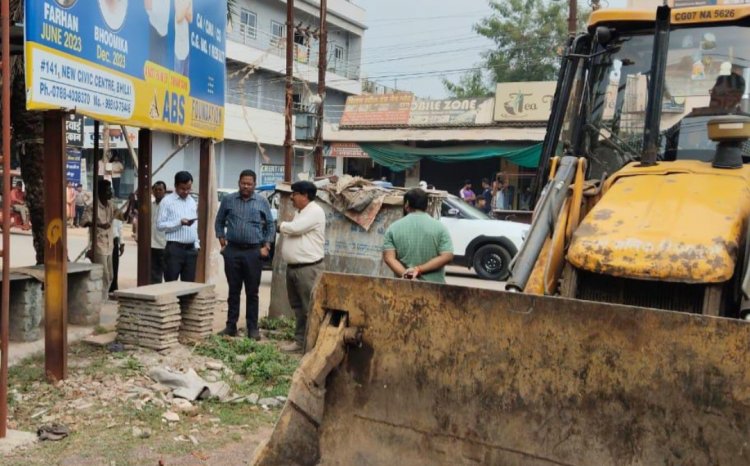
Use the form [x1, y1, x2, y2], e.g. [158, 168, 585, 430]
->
[24, 0, 226, 139]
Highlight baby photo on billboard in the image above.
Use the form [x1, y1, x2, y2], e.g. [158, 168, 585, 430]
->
[99, 0, 128, 30]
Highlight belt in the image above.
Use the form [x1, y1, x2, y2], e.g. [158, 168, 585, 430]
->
[167, 241, 195, 249]
[228, 242, 260, 250]
[287, 258, 324, 270]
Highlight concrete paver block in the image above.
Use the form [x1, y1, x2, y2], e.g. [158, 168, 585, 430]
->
[82, 332, 118, 347]
[113, 282, 213, 301]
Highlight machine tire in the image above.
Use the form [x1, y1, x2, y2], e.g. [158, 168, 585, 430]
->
[473, 244, 512, 281]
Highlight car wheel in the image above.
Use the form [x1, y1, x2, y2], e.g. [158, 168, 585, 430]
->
[472, 244, 512, 281]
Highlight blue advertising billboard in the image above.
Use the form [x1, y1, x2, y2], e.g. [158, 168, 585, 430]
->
[25, 0, 226, 139]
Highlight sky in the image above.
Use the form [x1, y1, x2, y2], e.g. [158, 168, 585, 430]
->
[357, 0, 494, 99]
[356, 0, 630, 99]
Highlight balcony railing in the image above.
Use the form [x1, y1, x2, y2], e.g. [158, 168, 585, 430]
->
[227, 27, 361, 80]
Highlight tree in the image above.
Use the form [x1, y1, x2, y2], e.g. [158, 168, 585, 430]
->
[442, 70, 492, 99]
[444, 0, 577, 98]
[3, 1, 47, 264]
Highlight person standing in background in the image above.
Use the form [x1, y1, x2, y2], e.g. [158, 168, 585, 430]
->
[492, 173, 506, 211]
[82, 179, 128, 299]
[150, 181, 168, 283]
[480, 178, 493, 214]
[9, 181, 30, 229]
[157, 171, 199, 282]
[110, 155, 124, 199]
[459, 180, 476, 206]
[109, 218, 125, 296]
[66, 181, 76, 226]
[74, 184, 90, 228]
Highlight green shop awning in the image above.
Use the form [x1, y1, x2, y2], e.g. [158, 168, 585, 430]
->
[358, 142, 542, 172]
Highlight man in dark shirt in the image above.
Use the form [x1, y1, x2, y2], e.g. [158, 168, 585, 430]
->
[215, 169, 276, 340]
[481, 178, 493, 214]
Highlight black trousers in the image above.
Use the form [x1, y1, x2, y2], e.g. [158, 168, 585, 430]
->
[109, 237, 120, 293]
[150, 247, 166, 284]
[223, 244, 262, 332]
[164, 242, 197, 282]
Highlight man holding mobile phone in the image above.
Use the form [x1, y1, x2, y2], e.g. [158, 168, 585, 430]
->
[157, 171, 200, 282]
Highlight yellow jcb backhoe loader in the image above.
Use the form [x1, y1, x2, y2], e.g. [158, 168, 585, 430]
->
[254, 5, 750, 465]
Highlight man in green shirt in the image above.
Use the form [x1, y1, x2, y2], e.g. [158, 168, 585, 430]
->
[383, 188, 454, 283]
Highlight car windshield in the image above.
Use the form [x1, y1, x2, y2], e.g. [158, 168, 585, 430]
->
[566, 22, 750, 175]
[443, 196, 490, 220]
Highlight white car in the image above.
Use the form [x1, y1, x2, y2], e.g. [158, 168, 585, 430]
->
[440, 194, 527, 280]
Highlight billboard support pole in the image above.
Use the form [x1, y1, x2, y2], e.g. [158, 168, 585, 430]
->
[195, 138, 211, 283]
[284, 0, 294, 183]
[43, 110, 68, 383]
[91, 121, 99, 263]
[137, 129, 152, 286]
[0, 0, 11, 438]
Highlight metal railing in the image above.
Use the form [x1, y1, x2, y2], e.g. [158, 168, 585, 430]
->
[227, 27, 361, 80]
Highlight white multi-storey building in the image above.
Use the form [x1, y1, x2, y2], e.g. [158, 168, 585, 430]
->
[152, 0, 366, 188]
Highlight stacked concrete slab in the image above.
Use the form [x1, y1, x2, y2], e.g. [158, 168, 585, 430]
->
[117, 295, 182, 351]
[179, 290, 218, 341]
[114, 282, 216, 351]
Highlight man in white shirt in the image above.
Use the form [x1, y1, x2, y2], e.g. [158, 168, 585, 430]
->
[157, 171, 199, 282]
[151, 181, 168, 283]
[279, 181, 326, 353]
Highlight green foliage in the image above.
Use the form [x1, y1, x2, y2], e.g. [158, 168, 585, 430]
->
[8, 354, 45, 392]
[478, 0, 569, 83]
[443, 69, 492, 99]
[259, 316, 296, 341]
[195, 336, 298, 397]
[122, 356, 143, 372]
[444, 0, 589, 97]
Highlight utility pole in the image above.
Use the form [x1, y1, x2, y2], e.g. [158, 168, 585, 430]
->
[284, 0, 294, 182]
[568, 0, 577, 36]
[313, 0, 327, 177]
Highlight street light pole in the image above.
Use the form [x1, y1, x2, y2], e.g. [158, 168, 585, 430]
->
[313, 0, 327, 177]
[284, 0, 294, 183]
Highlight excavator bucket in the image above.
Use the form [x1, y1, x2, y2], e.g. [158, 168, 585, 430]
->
[256, 273, 750, 465]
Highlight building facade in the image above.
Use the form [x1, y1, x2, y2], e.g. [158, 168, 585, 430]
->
[152, 0, 365, 189]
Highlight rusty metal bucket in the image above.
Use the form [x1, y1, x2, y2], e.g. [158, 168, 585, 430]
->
[259, 272, 750, 465]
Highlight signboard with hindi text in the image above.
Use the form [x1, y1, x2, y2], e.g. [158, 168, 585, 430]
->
[24, 0, 226, 139]
[340, 93, 414, 127]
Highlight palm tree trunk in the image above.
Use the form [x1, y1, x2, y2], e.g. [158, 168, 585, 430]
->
[3, 2, 46, 264]
[11, 57, 45, 264]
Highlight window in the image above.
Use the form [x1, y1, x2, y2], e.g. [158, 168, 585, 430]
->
[294, 30, 306, 46]
[239, 9, 257, 40]
[333, 45, 345, 61]
[271, 21, 284, 39]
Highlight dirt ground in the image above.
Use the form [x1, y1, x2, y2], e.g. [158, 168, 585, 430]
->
[2, 332, 299, 466]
